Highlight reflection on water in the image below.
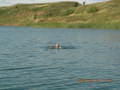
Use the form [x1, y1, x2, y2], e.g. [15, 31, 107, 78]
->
[48, 46, 77, 49]
[0, 26, 120, 90]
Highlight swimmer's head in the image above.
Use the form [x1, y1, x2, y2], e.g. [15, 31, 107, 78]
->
[56, 43, 60, 48]
[50, 43, 52, 48]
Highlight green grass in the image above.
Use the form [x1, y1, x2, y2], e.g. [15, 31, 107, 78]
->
[0, 1, 120, 29]
[24, 22, 120, 29]
[86, 5, 99, 13]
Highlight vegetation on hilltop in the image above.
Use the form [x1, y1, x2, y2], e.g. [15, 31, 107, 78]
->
[0, 1, 120, 29]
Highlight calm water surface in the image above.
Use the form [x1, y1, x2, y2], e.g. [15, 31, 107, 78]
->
[0, 26, 120, 90]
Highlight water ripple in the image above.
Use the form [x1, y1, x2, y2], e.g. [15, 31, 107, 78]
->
[0, 27, 120, 90]
[0, 65, 40, 71]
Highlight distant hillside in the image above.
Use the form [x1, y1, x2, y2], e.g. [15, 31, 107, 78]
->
[0, 0, 120, 29]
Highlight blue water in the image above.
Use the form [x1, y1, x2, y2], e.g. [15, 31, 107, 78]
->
[0, 26, 120, 90]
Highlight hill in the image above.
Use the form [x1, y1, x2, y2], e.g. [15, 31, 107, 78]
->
[0, 0, 120, 29]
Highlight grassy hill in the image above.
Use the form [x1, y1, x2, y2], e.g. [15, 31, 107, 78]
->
[0, 0, 120, 29]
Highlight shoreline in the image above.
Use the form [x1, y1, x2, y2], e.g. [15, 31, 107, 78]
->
[1, 22, 119, 30]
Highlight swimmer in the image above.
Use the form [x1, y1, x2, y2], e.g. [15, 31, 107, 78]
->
[49, 43, 52, 48]
[55, 43, 61, 49]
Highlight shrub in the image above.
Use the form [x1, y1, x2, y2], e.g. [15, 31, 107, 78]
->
[44, 8, 60, 17]
[44, 2, 78, 17]
[60, 8, 74, 16]
[86, 5, 99, 13]
[75, 6, 86, 14]
[48, 2, 79, 9]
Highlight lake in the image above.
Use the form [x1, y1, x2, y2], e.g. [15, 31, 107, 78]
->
[0, 26, 120, 90]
